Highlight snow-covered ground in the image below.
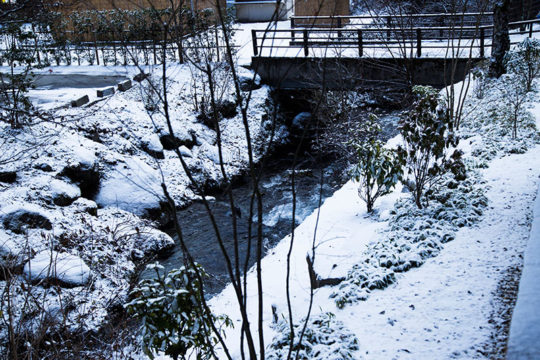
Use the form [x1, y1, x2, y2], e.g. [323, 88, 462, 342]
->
[202, 73, 540, 358]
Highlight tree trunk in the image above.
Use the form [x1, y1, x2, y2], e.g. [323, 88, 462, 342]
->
[489, 0, 510, 78]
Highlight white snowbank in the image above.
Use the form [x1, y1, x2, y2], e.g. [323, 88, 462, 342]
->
[24, 250, 92, 287]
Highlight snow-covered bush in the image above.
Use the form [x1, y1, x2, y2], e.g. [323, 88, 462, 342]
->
[267, 312, 360, 360]
[499, 74, 536, 139]
[350, 114, 402, 213]
[125, 263, 231, 360]
[332, 171, 487, 308]
[505, 37, 540, 92]
[397, 86, 464, 209]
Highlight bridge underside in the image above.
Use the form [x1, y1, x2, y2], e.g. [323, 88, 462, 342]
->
[251, 57, 481, 90]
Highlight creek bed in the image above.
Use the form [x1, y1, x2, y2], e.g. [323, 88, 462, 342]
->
[141, 110, 402, 295]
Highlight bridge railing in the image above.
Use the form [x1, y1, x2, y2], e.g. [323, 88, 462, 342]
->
[252, 17, 540, 58]
[290, 12, 494, 30]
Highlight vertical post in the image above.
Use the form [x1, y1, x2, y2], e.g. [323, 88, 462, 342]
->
[152, 28, 157, 65]
[303, 30, 309, 57]
[529, 22, 533, 37]
[31, 23, 41, 66]
[480, 27, 485, 58]
[357, 30, 363, 57]
[291, 17, 295, 29]
[416, 28, 422, 57]
[337, 17, 342, 38]
[93, 31, 100, 66]
[387, 16, 391, 41]
[215, 26, 220, 62]
[252, 29, 258, 56]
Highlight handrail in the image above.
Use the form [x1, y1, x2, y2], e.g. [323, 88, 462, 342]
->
[252, 17, 540, 58]
[290, 12, 494, 28]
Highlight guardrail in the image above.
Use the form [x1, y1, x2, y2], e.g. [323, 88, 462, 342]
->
[252, 17, 540, 58]
[290, 12, 494, 29]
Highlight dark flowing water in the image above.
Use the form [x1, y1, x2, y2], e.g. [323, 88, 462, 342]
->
[140, 111, 401, 295]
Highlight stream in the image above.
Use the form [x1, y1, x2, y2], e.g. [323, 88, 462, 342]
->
[141, 108, 402, 295]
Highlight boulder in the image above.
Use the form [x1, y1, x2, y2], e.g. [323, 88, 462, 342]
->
[24, 251, 91, 288]
[238, 70, 262, 91]
[35, 163, 53, 172]
[59, 148, 100, 199]
[2, 207, 52, 234]
[50, 179, 81, 206]
[95, 157, 163, 217]
[179, 145, 192, 158]
[159, 132, 196, 151]
[71, 198, 98, 216]
[130, 228, 175, 260]
[0, 171, 16, 184]
[141, 134, 165, 159]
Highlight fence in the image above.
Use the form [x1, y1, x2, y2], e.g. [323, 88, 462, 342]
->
[0, 25, 234, 67]
[252, 17, 540, 58]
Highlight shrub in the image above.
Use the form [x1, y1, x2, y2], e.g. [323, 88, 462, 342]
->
[397, 86, 464, 209]
[350, 114, 402, 213]
[267, 312, 360, 360]
[125, 263, 231, 360]
[505, 37, 540, 92]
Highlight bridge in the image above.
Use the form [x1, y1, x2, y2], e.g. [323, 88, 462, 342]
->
[249, 13, 540, 90]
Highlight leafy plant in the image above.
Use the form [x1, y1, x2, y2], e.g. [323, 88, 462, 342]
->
[350, 114, 403, 213]
[397, 86, 464, 209]
[125, 263, 232, 360]
[505, 37, 540, 92]
[267, 312, 360, 360]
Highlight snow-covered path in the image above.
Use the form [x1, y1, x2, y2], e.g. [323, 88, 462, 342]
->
[342, 147, 540, 359]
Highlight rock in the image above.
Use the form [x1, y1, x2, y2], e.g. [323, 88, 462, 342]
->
[118, 79, 132, 92]
[238, 68, 262, 91]
[291, 112, 312, 131]
[130, 228, 175, 259]
[0, 171, 17, 183]
[59, 148, 100, 199]
[71, 95, 89, 107]
[71, 198, 98, 216]
[217, 100, 238, 119]
[97, 87, 115, 98]
[95, 157, 163, 217]
[50, 179, 81, 206]
[159, 132, 196, 151]
[133, 72, 148, 82]
[24, 251, 91, 288]
[35, 163, 53, 172]
[141, 134, 165, 159]
[2, 207, 52, 234]
[179, 145, 192, 158]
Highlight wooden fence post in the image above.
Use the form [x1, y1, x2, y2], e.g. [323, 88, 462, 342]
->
[303, 30, 309, 57]
[93, 31, 100, 65]
[387, 16, 391, 40]
[480, 27, 485, 58]
[416, 28, 422, 57]
[252, 29, 258, 56]
[357, 30, 363, 57]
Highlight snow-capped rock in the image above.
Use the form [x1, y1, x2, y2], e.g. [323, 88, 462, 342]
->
[95, 157, 163, 217]
[50, 179, 81, 206]
[24, 250, 92, 288]
[1, 205, 53, 234]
